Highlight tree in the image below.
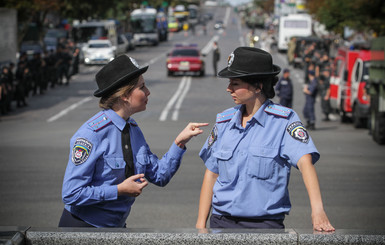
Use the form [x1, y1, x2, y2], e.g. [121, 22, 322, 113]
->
[307, 0, 385, 36]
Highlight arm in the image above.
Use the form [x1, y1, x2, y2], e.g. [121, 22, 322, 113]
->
[297, 154, 335, 232]
[196, 168, 218, 229]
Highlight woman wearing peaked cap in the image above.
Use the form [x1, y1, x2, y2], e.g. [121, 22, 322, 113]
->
[59, 55, 208, 228]
[196, 47, 334, 231]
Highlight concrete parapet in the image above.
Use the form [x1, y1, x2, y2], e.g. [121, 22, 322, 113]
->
[1, 227, 385, 245]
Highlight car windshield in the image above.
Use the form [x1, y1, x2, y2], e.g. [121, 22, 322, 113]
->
[89, 43, 110, 48]
[172, 49, 199, 57]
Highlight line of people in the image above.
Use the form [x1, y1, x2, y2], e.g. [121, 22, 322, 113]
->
[275, 41, 332, 130]
[0, 40, 79, 117]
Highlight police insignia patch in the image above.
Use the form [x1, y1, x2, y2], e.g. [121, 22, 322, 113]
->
[72, 138, 93, 165]
[286, 121, 309, 143]
[208, 125, 218, 148]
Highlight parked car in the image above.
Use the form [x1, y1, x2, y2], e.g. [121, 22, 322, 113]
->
[123, 32, 136, 50]
[19, 41, 44, 59]
[166, 44, 205, 76]
[43, 37, 58, 52]
[116, 34, 129, 55]
[82, 40, 115, 65]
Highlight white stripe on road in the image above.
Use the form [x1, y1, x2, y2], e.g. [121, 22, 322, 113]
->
[172, 76, 191, 121]
[47, 96, 93, 123]
[159, 76, 191, 121]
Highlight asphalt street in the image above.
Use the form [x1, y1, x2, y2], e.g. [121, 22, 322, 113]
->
[0, 6, 384, 230]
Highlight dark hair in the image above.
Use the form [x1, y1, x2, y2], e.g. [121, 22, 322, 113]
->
[241, 76, 278, 99]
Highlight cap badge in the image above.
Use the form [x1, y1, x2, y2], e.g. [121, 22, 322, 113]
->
[227, 52, 234, 67]
[130, 57, 140, 68]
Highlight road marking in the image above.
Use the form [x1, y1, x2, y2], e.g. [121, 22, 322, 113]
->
[159, 76, 191, 121]
[47, 96, 93, 123]
[172, 76, 191, 121]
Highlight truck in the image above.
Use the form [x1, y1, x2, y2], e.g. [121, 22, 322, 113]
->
[368, 36, 385, 144]
[278, 14, 312, 52]
[329, 46, 371, 127]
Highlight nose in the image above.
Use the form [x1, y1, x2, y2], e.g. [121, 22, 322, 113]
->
[226, 84, 233, 93]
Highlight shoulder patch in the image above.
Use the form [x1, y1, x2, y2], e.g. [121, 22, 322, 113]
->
[88, 113, 112, 131]
[265, 104, 292, 118]
[287, 121, 309, 143]
[72, 138, 93, 165]
[128, 117, 138, 126]
[208, 125, 218, 148]
[216, 107, 239, 123]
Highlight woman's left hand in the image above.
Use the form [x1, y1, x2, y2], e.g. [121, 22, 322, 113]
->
[175, 122, 209, 148]
[312, 209, 335, 232]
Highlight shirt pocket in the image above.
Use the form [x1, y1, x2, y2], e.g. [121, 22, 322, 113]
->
[105, 157, 126, 179]
[247, 147, 278, 180]
[213, 150, 233, 184]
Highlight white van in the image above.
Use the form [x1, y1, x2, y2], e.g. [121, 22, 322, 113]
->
[278, 14, 312, 51]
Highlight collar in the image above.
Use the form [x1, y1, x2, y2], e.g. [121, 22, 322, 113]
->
[231, 100, 270, 129]
[104, 109, 129, 131]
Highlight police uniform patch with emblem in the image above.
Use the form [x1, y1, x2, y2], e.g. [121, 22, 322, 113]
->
[286, 121, 309, 143]
[208, 125, 218, 148]
[72, 138, 93, 165]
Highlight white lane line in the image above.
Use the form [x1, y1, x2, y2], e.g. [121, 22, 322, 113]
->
[47, 96, 93, 123]
[172, 76, 191, 121]
[159, 76, 188, 121]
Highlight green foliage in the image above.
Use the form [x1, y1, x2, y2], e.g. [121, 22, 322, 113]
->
[309, 0, 385, 36]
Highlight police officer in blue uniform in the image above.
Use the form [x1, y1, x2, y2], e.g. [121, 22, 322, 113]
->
[196, 47, 334, 231]
[303, 70, 318, 130]
[275, 68, 293, 108]
[59, 55, 208, 228]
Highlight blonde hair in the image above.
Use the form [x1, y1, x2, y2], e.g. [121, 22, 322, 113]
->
[99, 77, 139, 109]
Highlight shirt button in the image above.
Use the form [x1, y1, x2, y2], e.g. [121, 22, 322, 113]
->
[125, 145, 129, 150]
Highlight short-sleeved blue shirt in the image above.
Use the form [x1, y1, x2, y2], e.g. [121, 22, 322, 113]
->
[199, 100, 319, 219]
[62, 109, 185, 227]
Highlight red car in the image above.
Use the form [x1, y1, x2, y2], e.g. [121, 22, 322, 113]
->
[166, 45, 205, 76]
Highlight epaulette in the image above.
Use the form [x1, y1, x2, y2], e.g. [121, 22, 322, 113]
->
[128, 117, 138, 126]
[264, 103, 292, 118]
[88, 113, 112, 131]
[216, 107, 239, 123]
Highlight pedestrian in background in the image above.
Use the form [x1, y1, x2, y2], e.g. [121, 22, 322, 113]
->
[196, 47, 334, 232]
[59, 55, 208, 228]
[303, 70, 318, 130]
[212, 41, 220, 76]
[275, 68, 293, 108]
[319, 69, 331, 121]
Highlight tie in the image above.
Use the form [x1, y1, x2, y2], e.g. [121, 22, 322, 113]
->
[122, 123, 135, 178]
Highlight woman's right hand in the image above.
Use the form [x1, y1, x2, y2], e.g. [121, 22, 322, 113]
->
[117, 173, 148, 197]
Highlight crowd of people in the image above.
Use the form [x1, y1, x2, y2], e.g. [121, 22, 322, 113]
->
[276, 39, 332, 130]
[0, 39, 80, 117]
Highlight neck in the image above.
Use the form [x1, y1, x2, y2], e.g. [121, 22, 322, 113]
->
[243, 97, 266, 118]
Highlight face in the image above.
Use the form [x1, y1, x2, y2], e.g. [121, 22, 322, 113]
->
[125, 75, 150, 114]
[226, 78, 258, 105]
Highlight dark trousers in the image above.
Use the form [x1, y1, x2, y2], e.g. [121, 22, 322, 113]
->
[58, 208, 95, 227]
[210, 214, 285, 229]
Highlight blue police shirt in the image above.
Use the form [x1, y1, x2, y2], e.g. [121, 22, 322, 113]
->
[62, 109, 185, 227]
[199, 100, 319, 220]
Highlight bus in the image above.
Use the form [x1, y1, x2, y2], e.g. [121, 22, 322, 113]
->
[130, 8, 159, 46]
[278, 14, 312, 51]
